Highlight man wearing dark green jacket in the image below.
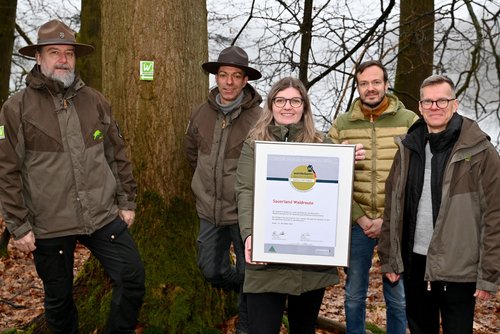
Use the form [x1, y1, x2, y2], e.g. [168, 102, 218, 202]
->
[184, 46, 262, 334]
[0, 20, 144, 334]
[379, 75, 500, 334]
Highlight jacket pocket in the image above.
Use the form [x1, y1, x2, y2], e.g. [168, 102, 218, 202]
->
[33, 244, 69, 283]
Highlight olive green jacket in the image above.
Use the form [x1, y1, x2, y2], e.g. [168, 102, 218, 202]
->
[235, 123, 339, 294]
[185, 85, 262, 226]
[0, 67, 136, 240]
[379, 117, 500, 293]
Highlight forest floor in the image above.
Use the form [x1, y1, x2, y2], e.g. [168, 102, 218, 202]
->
[0, 232, 498, 334]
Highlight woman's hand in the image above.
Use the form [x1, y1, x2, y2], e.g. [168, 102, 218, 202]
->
[342, 140, 366, 162]
[244, 236, 266, 265]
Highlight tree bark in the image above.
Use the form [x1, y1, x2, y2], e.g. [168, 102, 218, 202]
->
[72, 1, 235, 333]
[0, 0, 17, 105]
[0, 0, 17, 256]
[299, 0, 313, 87]
[77, 0, 102, 91]
[394, 0, 434, 115]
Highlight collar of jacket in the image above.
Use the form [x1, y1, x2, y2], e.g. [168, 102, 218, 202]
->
[268, 122, 304, 142]
[360, 96, 389, 121]
[26, 65, 84, 98]
[349, 93, 400, 121]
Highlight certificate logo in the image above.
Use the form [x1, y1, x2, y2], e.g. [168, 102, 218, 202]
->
[289, 164, 316, 191]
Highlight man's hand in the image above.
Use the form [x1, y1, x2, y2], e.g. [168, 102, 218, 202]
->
[474, 289, 493, 301]
[356, 215, 373, 231]
[364, 217, 383, 238]
[385, 272, 401, 283]
[12, 231, 36, 253]
[119, 210, 136, 227]
[356, 216, 382, 239]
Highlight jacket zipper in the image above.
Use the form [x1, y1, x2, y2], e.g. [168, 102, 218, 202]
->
[213, 114, 228, 225]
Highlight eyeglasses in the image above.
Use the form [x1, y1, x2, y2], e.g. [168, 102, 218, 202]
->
[419, 98, 456, 110]
[272, 97, 304, 108]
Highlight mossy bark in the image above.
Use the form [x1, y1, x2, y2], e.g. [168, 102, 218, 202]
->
[74, 194, 235, 333]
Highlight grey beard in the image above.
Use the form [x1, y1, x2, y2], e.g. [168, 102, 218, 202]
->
[51, 71, 76, 88]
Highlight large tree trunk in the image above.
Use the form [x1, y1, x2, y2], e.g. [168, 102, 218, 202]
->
[394, 0, 434, 115]
[73, 1, 236, 333]
[0, 0, 16, 105]
[0, 0, 16, 257]
[77, 0, 102, 91]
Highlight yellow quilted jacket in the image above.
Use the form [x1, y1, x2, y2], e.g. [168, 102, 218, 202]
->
[328, 93, 418, 222]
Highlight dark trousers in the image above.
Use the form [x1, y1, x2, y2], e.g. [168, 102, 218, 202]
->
[246, 288, 325, 334]
[196, 219, 247, 330]
[33, 218, 145, 334]
[405, 253, 476, 334]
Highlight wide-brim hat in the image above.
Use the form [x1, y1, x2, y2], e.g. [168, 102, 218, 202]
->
[19, 20, 94, 58]
[202, 46, 262, 80]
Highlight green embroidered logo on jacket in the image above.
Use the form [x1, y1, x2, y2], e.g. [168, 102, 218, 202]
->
[93, 130, 103, 141]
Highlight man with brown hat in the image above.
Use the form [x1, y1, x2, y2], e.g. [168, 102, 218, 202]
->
[0, 20, 145, 333]
[185, 45, 263, 334]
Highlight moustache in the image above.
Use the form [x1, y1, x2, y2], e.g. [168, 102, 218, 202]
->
[55, 65, 71, 70]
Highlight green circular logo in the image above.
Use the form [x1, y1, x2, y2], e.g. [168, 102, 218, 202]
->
[290, 165, 316, 191]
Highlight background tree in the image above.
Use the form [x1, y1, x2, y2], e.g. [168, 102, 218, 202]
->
[0, 0, 17, 257]
[71, 0, 238, 332]
[0, 0, 17, 105]
[77, 0, 101, 90]
[394, 0, 435, 114]
[207, 0, 499, 149]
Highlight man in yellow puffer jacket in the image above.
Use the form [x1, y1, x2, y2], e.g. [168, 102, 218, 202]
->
[328, 60, 418, 334]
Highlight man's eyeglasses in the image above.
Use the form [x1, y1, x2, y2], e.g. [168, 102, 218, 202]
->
[272, 97, 304, 108]
[419, 98, 456, 110]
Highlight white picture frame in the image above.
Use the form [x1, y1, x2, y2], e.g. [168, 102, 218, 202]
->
[251, 141, 355, 266]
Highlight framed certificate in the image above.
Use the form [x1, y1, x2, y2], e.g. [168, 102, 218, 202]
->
[251, 141, 355, 266]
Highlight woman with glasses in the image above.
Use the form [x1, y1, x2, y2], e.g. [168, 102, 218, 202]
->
[235, 77, 364, 334]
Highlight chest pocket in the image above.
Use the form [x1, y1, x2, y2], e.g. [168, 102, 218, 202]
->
[449, 157, 481, 196]
[80, 105, 110, 149]
[23, 118, 63, 152]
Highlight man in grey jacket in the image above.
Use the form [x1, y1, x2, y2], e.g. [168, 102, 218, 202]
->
[379, 75, 499, 334]
[0, 20, 144, 334]
[184, 46, 262, 334]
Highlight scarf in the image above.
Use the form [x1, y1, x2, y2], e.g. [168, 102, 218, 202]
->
[401, 112, 462, 274]
[360, 96, 390, 122]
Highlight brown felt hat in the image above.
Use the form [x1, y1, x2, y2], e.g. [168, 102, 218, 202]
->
[19, 20, 94, 58]
[202, 46, 261, 80]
